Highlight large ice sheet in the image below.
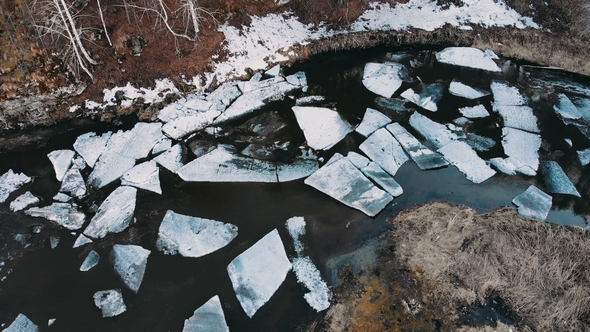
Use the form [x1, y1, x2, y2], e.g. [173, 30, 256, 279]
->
[286, 216, 306, 254]
[436, 47, 501, 72]
[355, 108, 391, 137]
[25, 203, 85, 230]
[554, 93, 582, 121]
[182, 296, 229, 332]
[0, 169, 32, 203]
[154, 144, 185, 173]
[80, 250, 100, 271]
[59, 169, 87, 197]
[408, 113, 457, 149]
[157, 210, 238, 258]
[449, 80, 490, 99]
[400, 83, 445, 112]
[305, 154, 393, 216]
[292, 106, 354, 150]
[110, 244, 150, 293]
[502, 127, 541, 174]
[512, 185, 552, 221]
[490, 81, 527, 106]
[227, 229, 292, 318]
[3, 314, 38, 332]
[121, 161, 161, 194]
[87, 152, 136, 189]
[438, 141, 496, 184]
[73, 132, 112, 168]
[493, 105, 539, 133]
[93, 289, 127, 317]
[459, 104, 490, 118]
[276, 158, 319, 182]
[359, 128, 409, 176]
[540, 161, 581, 197]
[47, 150, 75, 182]
[387, 123, 448, 170]
[10, 192, 40, 212]
[361, 62, 406, 98]
[84, 186, 137, 239]
[292, 257, 331, 312]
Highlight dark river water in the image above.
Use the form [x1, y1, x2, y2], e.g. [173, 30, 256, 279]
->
[0, 47, 589, 331]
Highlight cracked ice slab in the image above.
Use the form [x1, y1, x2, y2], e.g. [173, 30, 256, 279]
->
[227, 229, 292, 318]
[359, 128, 409, 176]
[111, 244, 150, 293]
[182, 296, 229, 332]
[305, 154, 393, 216]
[157, 96, 214, 123]
[512, 185, 552, 221]
[408, 113, 457, 149]
[387, 123, 448, 170]
[400, 83, 445, 112]
[490, 81, 528, 106]
[292, 106, 354, 150]
[493, 104, 539, 133]
[578, 148, 590, 166]
[60, 169, 87, 198]
[459, 105, 490, 118]
[540, 161, 581, 197]
[502, 127, 541, 174]
[154, 144, 185, 173]
[87, 152, 136, 189]
[162, 111, 221, 140]
[449, 80, 490, 99]
[292, 256, 331, 312]
[361, 62, 406, 98]
[438, 141, 496, 184]
[157, 210, 238, 258]
[346, 152, 403, 197]
[3, 314, 38, 332]
[93, 289, 127, 318]
[276, 158, 319, 182]
[436, 47, 501, 72]
[73, 234, 92, 248]
[83, 186, 137, 239]
[553, 93, 582, 122]
[0, 169, 32, 203]
[355, 108, 392, 137]
[73, 132, 112, 168]
[25, 203, 85, 230]
[47, 150, 75, 182]
[10, 192, 40, 212]
[80, 250, 100, 271]
[121, 161, 161, 194]
[107, 122, 164, 160]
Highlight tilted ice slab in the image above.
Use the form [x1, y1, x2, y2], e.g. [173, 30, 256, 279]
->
[512, 185, 552, 221]
[121, 161, 161, 194]
[227, 229, 292, 318]
[449, 80, 490, 99]
[93, 289, 127, 318]
[400, 83, 445, 112]
[459, 104, 490, 118]
[87, 152, 136, 189]
[154, 144, 185, 173]
[3, 314, 38, 332]
[438, 141, 496, 184]
[47, 150, 75, 182]
[578, 148, 590, 166]
[157, 210, 238, 258]
[182, 296, 229, 332]
[107, 123, 163, 160]
[0, 169, 32, 203]
[60, 168, 87, 198]
[305, 154, 393, 216]
[162, 110, 221, 140]
[10, 192, 40, 212]
[502, 127, 541, 175]
[387, 123, 448, 170]
[493, 105, 539, 133]
[540, 161, 581, 197]
[110, 244, 150, 293]
[84, 186, 137, 239]
[489, 157, 517, 176]
[292, 106, 354, 150]
[490, 81, 527, 106]
[362, 62, 406, 98]
[152, 137, 172, 155]
[355, 108, 392, 137]
[292, 256, 331, 312]
[408, 113, 457, 149]
[80, 250, 100, 271]
[73, 234, 92, 248]
[286, 216, 306, 255]
[436, 47, 501, 72]
[346, 152, 403, 197]
[553, 93, 582, 122]
[25, 203, 85, 230]
[359, 128, 409, 176]
[73, 132, 112, 168]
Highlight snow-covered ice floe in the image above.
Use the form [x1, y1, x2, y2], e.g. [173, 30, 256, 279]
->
[362, 62, 406, 98]
[540, 161, 581, 197]
[286, 216, 306, 254]
[346, 152, 403, 197]
[93, 289, 127, 318]
[408, 113, 457, 149]
[359, 128, 409, 177]
[25, 203, 85, 230]
[80, 250, 100, 271]
[83, 186, 137, 239]
[438, 141, 496, 184]
[400, 83, 445, 112]
[227, 229, 291, 318]
[0, 169, 32, 203]
[355, 108, 392, 137]
[292, 257, 331, 312]
[73, 132, 112, 168]
[182, 296, 229, 332]
[501, 127, 541, 175]
[110, 244, 150, 293]
[157, 210, 238, 258]
[436, 47, 501, 72]
[512, 185, 552, 221]
[578, 148, 590, 166]
[10, 192, 39, 212]
[449, 80, 490, 99]
[59, 168, 87, 198]
[459, 105, 490, 119]
[73, 234, 92, 248]
[553, 93, 582, 122]
[3, 314, 38, 332]
[490, 81, 528, 106]
[154, 144, 185, 173]
[291, 106, 354, 150]
[47, 150, 75, 182]
[387, 123, 448, 170]
[493, 104, 539, 133]
[121, 161, 161, 194]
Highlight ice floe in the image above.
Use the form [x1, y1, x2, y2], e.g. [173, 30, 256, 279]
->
[25, 203, 86, 230]
[295, 95, 326, 106]
[438, 141, 496, 184]
[151, 137, 172, 155]
[493, 105, 539, 133]
[512, 185, 552, 221]
[154, 144, 185, 173]
[227, 229, 291, 318]
[3, 314, 38, 332]
[59, 169, 87, 197]
[346, 152, 403, 197]
[276, 158, 319, 182]
[121, 161, 161, 194]
[489, 158, 516, 176]
[73, 234, 92, 248]
[436, 47, 501, 72]
[462, 133, 496, 152]
[162, 111, 220, 140]
[355, 108, 392, 137]
[359, 128, 409, 176]
[553, 93, 582, 121]
[10, 192, 40, 212]
[540, 161, 581, 197]
[84, 186, 137, 239]
[53, 193, 72, 202]
[47, 150, 75, 182]
[80, 250, 100, 271]
[291, 106, 354, 150]
[387, 123, 448, 170]
[459, 104, 490, 118]
[93, 289, 127, 317]
[578, 148, 590, 166]
[362, 62, 406, 98]
[73, 132, 112, 168]
[286, 216, 306, 254]
[449, 80, 490, 99]
[490, 81, 527, 106]
[182, 296, 229, 332]
[87, 152, 136, 189]
[50, 236, 60, 249]
[157, 210, 238, 258]
[292, 257, 331, 312]
[110, 244, 150, 293]
[400, 83, 445, 112]
[408, 113, 457, 149]
[0, 169, 32, 203]
[501, 127, 541, 175]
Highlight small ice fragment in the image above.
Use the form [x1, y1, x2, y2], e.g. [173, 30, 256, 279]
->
[59, 169, 87, 198]
[227, 229, 292, 318]
[490, 81, 528, 106]
[408, 113, 457, 149]
[83, 186, 137, 239]
[295, 95, 326, 106]
[0, 169, 32, 203]
[489, 158, 517, 176]
[540, 161, 581, 197]
[361, 62, 406, 98]
[182, 296, 229, 332]
[25, 203, 85, 230]
[151, 137, 172, 155]
[286, 216, 306, 254]
[355, 108, 392, 137]
[512, 185, 552, 221]
[10, 192, 40, 212]
[453, 117, 472, 126]
[502, 128, 541, 174]
[50, 236, 60, 249]
[553, 94, 582, 121]
[438, 141, 496, 184]
[436, 47, 501, 72]
[73, 234, 92, 248]
[80, 250, 100, 271]
[110, 244, 150, 293]
[285, 71, 308, 91]
[157, 210, 238, 258]
[565, 138, 573, 146]
[493, 104, 539, 133]
[449, 80, 490, 99]
[154, 144, 185, 173]
[73, 132, 112, 168]
[459, 105, 490, 118]
[291, 106, 354, 150]
[3, 314, 38, 332]
[53, 193, 72, 202]
[387, 123, 448, 170]
[93, 289, 127, 317]
[359, 128, 409, 176]
[121, 161, 161, 194]
[265, 64, 280, 77]
[47, 150, 75, 181]
[292, 257, 331, 312]
[577, 148, 590, 166]
[400, 83, 445, 112]
[47, 318, 56, 327]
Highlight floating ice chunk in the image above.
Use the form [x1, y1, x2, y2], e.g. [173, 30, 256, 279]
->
[154, 144, 185, 173]
[162, 111, 220, 140]
[84, 186, 136, 239]
[355, 108, 392, 137]
[182, 296, 229, 332]
[295, 95, 326, 106]
[0, 169, 32, 203]
[493, 105, 539, 133]
[540, 161, 581, 197]
[453, 117, 472, 126]
[87, 152, 136, 189]
[114, 122, 164, 160]
[578, 148, 590, 166]
[490, 81, 527, 106]
[449, 80, 490, 99]
[565, 138, 573, 146]
[292, 106, 354, 150]
[286, 216, 305, 254]
[361, 162, 403, 197]
[207, 82, 242, 108]
[60, 169, 87, 198]
[151, 137, 172, 155]
[47, 150, 75, 182]
[10, 192, 40, 212]
[93, 289, 127, 318]
[73, 234, 92, 248]
[554, 93, 582, 121]
[292, 257, 331, 312]
[53, 193, 72, 202]
[400, 83, 444, 112]
[305, 154, 393, 216]
[512, 185, 552, 221]
[361, 62, 406, 98]
[71, 156, 87, 170]
[73, 132, 112, 168]
[387, 123, 448, 170]
[157, 210, 238, 258]
[436, 47, 501, 72]
[276, 158, 319, 182]
[80, 250, 100, 271]
[346, 151, 370, 169]
[438, 141, 496, 184]
[463, 133, 496, 152]
[50, 236, 60, 249]
[359, 128, 409, 176]
[408, 113, 457, 149]
[502, 128, 541, 174]
[25, 203, 85, 230]
[110, 244, 150, 293]
[265, 64, 280, 77]
[227, 229, 291, 318]
[121, 161, 161, 194]
[47, 319, 56, 327]
[459, 105, 490, 118]
[3, 314, 38, 332]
